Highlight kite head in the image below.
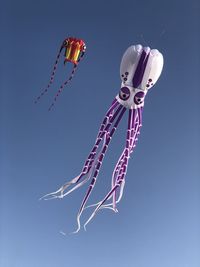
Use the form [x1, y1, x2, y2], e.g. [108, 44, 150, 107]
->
[63, 37, 86, 65]
[117, 44, 164, 109]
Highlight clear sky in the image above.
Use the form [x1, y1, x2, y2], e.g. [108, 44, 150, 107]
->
[1, 0, 200, 266]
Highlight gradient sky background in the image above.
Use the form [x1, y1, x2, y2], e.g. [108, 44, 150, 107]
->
[1, 0, 200, 266]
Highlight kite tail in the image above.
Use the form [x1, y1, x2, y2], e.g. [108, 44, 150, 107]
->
[48, 51, 86, 111]
[34, 45, 64, 104]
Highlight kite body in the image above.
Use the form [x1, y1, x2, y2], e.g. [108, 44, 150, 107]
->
[41, 44, 163, 233]
[64, 37, 86, 65]
[35, 37, 86, 110]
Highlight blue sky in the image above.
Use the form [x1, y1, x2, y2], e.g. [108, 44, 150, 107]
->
[1, 0, 200, 266]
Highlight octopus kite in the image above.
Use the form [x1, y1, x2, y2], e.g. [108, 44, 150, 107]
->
[35, 37, 86, 110]
[41, 44, 164, 233]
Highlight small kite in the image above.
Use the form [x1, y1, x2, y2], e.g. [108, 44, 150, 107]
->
[41, 44, 164, 233]
[35, 37, 86, 110]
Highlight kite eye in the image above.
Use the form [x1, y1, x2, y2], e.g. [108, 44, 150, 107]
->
[134, 91, 145, 105]
[119, 87, 130, 101]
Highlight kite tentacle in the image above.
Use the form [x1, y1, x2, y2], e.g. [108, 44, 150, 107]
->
[130, 107, 143, 153]
[83, 152, 131, 228]
[48, 51, 86, 111]
[111, 109, 134, 210]
[110, 107, 142, 210]
[111, 109, 140, 203]
[34, 45, 64, 104]
[39, 100, 121, 201]
[83, 108, 142, 228]
[75, 101, 121, 183]
[76, 99, 119, 181]
[73, 106, 126, 233]
[39, 135, 107, 201]
[113, 108, 142, 183]
[84, 109, 137, 211]
[44, 130, 109, 201]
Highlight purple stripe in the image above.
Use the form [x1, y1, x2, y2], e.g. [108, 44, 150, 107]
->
[132, 50, 150, 88]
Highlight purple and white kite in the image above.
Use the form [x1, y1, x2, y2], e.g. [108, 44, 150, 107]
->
[41, 44, 164, 233]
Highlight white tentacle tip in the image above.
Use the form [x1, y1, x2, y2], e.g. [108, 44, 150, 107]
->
[71, 227, 81, 234]
[39, 195, 53, 201]
[39, 193, 62, 201]
[59, 230, 67, 236]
